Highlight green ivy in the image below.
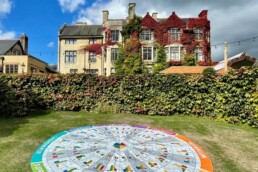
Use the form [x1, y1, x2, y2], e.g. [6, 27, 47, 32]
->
[0, 67, 258, 127]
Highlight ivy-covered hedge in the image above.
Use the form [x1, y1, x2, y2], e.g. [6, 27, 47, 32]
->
[0, 67, 257, 127]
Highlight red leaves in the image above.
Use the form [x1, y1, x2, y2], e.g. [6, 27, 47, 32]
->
[181, 30, 195, 45]
[168, 61, 182, 66]
[188, 18, 210, 29]
[84, 43, 102, 54]
[162, 12, 186, 29]
[141, 12, 158, 29]
[83, 27, 116, 55]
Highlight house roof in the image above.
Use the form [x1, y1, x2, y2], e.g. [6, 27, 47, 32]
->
[0, 40, 19, 55]
[59, 25, 103, 38]
[160, 66, 208, 74]
[214, 52, 257, 71]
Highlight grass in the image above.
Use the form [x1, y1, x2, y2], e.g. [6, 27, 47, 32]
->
[0, 110, 257, 172]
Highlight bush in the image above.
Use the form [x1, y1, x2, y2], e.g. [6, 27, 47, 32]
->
[202, 67, 216, 77]
[0, 67, 258, 127]
[182, 53, 196, 66]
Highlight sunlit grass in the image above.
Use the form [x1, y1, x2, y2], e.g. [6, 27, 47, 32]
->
[0, 110, 257, 172]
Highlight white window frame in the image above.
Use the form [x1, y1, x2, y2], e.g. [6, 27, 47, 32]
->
[141, 30, 153, 41]
[169, 28, 180, 41]
[89, 52, 97, 63]
[166, 46, 181, 61]
[194, 28, 203, 40]
[170, 47, 180, 61]
[195, 47, 203, 61]
[111, 30, 119, 42]
[143, 47, 153, 61]
[65, 39, 77, 44]
[111, 48, 118, 61]
[65, 51, 77, 63]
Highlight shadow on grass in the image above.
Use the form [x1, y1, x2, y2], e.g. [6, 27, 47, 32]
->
[28, 109, 53, 118]
[0, 109, 52, 138]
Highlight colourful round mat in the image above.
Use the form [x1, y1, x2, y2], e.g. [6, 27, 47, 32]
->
[31, 125, 213, 172]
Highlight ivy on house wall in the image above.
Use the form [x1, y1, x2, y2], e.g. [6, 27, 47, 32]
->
[141, 11, 211, 65]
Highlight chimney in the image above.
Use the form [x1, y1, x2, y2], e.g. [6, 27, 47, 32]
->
[152, 12, 158, 20]
[75, 22, 87, 25]
[19, 34, 28, 54]
[128, 3, 136, 19]
[102, 10, 109, 24]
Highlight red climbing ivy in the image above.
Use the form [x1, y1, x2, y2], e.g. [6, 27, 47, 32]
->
[83, 27, 116, 55]
[141, 11, 211, 64]
[168, 61, 182, 66]
[141, 12, 158, 30]
[83, 10, 211, 64]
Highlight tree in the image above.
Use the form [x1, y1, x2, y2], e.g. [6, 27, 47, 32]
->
[121, 14, 142, 40]
[152, 44, 168, 73]
[115, 38, 144, 75]
[114, 15, 144, 75]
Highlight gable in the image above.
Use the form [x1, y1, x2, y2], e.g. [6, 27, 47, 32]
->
[0, 40, 25, 55]
[5, 41, 25, 55]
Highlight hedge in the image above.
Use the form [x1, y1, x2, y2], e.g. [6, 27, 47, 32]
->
[0, 67, 257, 127]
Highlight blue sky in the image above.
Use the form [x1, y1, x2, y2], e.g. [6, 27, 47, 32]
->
[1, 0, 258, 65]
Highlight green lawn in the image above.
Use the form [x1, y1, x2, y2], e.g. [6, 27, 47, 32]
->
[0, 110, 257, 172]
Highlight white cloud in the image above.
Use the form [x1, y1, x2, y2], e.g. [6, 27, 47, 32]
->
[47, 42, 54, 48]
[76, 0, 128, 24]
[58, 0, 85, 13]
[0, 0, 15, 40]
[0, 0, 12, 17]
[0, 30, 15, 39]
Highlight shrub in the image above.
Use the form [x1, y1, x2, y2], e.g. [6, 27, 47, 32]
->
[182, 53, 196, 66]
[202, 67, 216, 77]
[0, 67, 257, 128]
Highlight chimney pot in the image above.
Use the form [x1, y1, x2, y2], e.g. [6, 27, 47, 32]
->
[128, 3, 136, 19]
[152, 12, 158, 20]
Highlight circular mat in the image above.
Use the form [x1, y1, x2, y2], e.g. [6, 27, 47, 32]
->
[31, 125, 213, 172]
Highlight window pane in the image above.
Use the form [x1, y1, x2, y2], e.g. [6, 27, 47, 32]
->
[195, 47, 203, 61]
[5, 64, 19, 73]
[143, 47, 152, 60]
[65, 51, 77, 63]
[170, 28, 180, 40]
[111, 48, 118, 61]
[89, 52, 96, 63]
[194, 29, 203, 40]
[70, 69, 78, 73]
[141, 30, 152, 40]
[89, 38, 97, 44]
[65, 39, 76, 44]
[170, 47, 180, 61]
[111, 30, 119, 42]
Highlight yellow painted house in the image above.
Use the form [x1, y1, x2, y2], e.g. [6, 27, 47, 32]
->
[0, 34, 56, 74]
[58, 24, 104, 75]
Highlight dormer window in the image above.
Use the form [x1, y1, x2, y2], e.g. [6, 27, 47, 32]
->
[194, 28, 203, 40]
[141, 30, 153, 41]
[169, 28, 180, 41]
